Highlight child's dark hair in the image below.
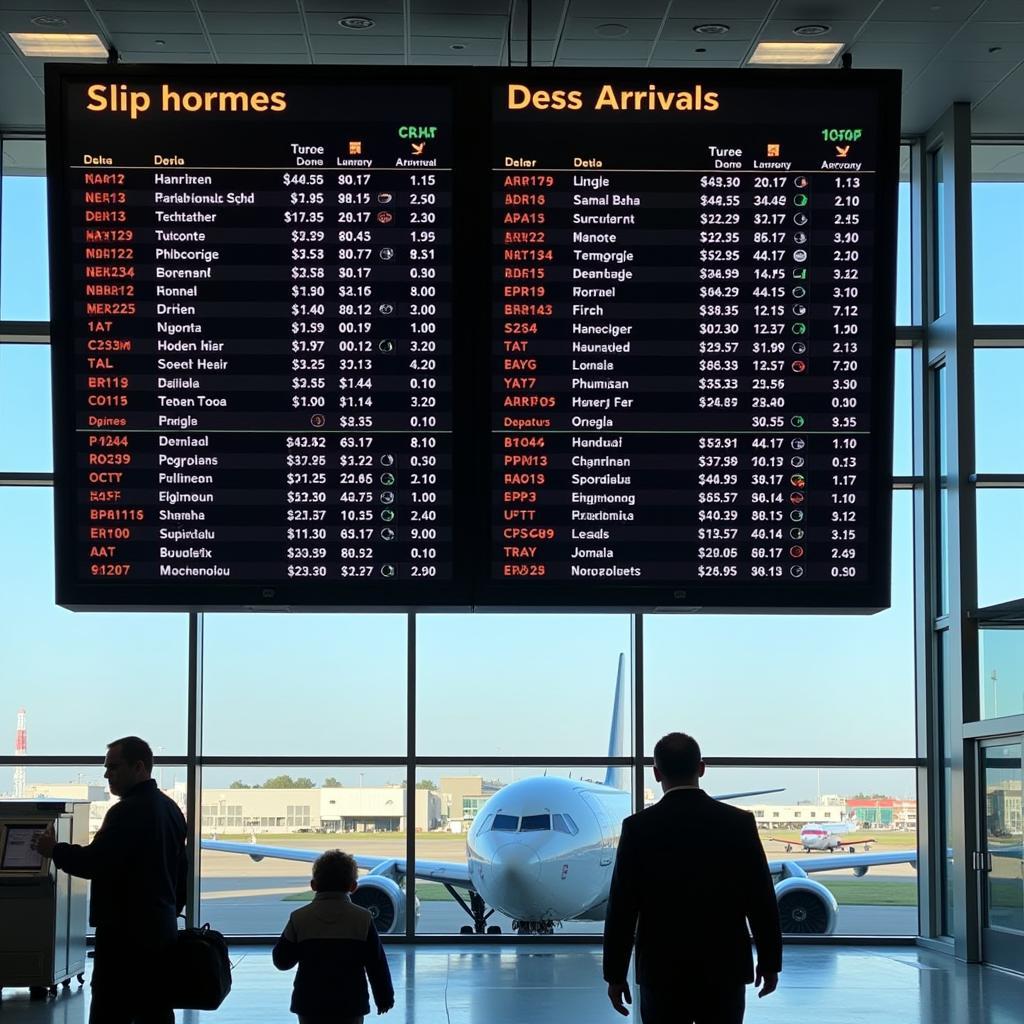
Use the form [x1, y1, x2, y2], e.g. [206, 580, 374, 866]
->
[312, 850, 358, 891]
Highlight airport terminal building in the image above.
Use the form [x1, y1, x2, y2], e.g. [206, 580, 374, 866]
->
[1, 3, 1023, 1023]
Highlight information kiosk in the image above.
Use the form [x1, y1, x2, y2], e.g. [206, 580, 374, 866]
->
[0, 800, 89, 999]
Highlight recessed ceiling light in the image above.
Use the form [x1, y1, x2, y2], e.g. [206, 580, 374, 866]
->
[10, 32, 107, 58]
[154, 39, 166, 47]
[794, 24, 830, 36]
[338, 16, 375, 30]
[594, 23, 629, 38]
[694, 24, 730, 36]
[748, 41, 844, 66]
[31, 16, 68, 27]
[450, 43, 466, 51]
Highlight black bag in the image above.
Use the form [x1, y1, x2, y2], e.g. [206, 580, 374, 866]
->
[170, 923, 232, 1010]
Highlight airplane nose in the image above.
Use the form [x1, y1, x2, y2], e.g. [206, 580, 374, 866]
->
[485, 843, 542, 917]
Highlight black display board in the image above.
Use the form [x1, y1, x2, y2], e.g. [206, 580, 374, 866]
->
[47, 66, 899, 611]
[47, 67, 473, 609]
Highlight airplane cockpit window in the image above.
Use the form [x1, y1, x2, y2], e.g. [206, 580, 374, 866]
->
[557, 811, 581, 835]
[520, 814, 551, 831]
[492, 814, 519, 831]
[476, 814, 494, 832]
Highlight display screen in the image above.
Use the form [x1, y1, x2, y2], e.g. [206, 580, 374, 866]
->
[0, 826, 46, 871]
[49, 67, 898, 611]
[48, 69, 462, 608]
[485, 72, 898, 609]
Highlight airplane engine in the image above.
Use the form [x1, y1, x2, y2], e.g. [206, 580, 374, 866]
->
[352, 876, 417, 935]
[773, 877, 838, 935]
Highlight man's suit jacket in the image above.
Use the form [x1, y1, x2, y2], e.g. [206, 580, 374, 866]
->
[603, 787, 782, 988]
[51, 778, 187, 945]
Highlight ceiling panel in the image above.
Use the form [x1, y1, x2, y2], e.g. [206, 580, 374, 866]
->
[0, 1, 91, 10]
[567, 0, 672, 16]
[857, 20, 963, 43]
[116, 51, 214, 63]
[976, 0, 1024, 19]
[315, 53, 406, 65]
[413, 36, 503, 57]
[564, 17, 664, 41]
[100, 31, 211, 52]
[304, 13, 406, 36]
[958, 20, 1024, 42]
[557, 38, 658, 59]
[771, 0, 877, 17]
[412, 14, 508, 37]
[872, 0, 983, 18]
[202, 12, 304, 34]
[0, 12, 103, 33]
[660, 20, 764, 41]
[101, 12, 204, 34]
[94, 1, 194, 10]
[211, 33, 309, 54]
[0, 58, 42, 127]
[199, 0, 297, 11]
[652, 38, 753, 61]
[302, 0, 402, 11]
[759, 20, 867, 40]
[311, 35, 405, 56]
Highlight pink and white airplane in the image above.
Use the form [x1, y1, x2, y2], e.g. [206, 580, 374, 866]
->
[772, 817, 877, 854]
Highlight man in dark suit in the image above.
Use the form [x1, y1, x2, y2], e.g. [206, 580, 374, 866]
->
[603, 732, 782, 1023]
[34, 736, 187, 1024]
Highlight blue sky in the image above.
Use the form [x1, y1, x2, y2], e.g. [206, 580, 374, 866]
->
[1, 172, 1022, 806]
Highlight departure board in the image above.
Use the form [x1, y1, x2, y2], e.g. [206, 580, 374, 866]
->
[48, 68, 465, 608]
[49, 67, 898, 611]
[484, 72, 898, 610]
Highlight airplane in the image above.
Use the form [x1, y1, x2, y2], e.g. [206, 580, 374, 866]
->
[204, 654, 917, 936]
[768, 817, 878, 854]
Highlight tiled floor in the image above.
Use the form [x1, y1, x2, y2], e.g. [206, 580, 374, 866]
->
[0, 945, 1020, 1023]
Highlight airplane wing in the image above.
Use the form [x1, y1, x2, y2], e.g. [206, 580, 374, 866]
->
[769, 849, 917, 875]
[712, 788, 786, 801]
[201, 839, 472, 888]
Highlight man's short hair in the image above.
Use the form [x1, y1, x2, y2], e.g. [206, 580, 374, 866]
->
[313, 850, 358, 892]
[653, 732, 702, 782]
[108, 736, 153, 773]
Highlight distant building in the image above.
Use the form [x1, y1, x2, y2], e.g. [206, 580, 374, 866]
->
[846, 797, 918, 830]
[439, 776, 502, 833]
[24, 782, 112, 832]
[200, 785, 442, 834]
[747, 801, 852, 829]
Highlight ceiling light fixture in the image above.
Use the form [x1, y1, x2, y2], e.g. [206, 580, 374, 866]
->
[794, 25, 830, 36]
[748, 41, 844, 66]
[450, 43, 466, 51]
[31, 16, 68, 27]
[694, 24, 730, 35]
[594, 23, 629, 37]
[10, 32, 107, 58]
[338, 16, 375, 30]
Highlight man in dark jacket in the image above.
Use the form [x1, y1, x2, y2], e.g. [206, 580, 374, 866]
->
[34, 735, 187, 1024]
[603, 732, 782, 1024]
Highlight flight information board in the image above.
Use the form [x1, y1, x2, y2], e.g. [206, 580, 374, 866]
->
[484, 72, 898, 609]
[48, 69, 464, 608]
[49, 67, 898, 611]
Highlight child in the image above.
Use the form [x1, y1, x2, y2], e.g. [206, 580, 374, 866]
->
[273, 850, 395, 1023]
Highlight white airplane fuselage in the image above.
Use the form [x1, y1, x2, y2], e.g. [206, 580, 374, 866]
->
[466, 776, 631, 924]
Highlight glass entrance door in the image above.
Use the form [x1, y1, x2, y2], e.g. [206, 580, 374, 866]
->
[979, 740, 1024, 972]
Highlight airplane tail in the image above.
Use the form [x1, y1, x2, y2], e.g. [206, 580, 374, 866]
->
[603, 653, 629, 790]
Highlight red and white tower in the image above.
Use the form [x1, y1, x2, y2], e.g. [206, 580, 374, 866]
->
[13, 708, 27, 798]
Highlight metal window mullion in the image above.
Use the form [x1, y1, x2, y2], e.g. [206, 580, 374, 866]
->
[185, 611, 204, 929]
[633, 613, 644, 814]
[406, 612, 416, 939]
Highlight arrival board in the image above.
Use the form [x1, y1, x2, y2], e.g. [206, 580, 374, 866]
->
[486, 72, 898, 609]
[48, 69, 458, 607]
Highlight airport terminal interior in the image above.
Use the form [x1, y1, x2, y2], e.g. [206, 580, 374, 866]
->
[1, 0, 1024, 1021]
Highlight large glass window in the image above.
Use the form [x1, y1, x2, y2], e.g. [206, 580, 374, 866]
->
[416, 615, 633, 758]
[644, 492, 915, 758]
[644, 766, 918, 937]
[973, 144, 1024, 324]
[0, 487, 188, 753]
[199, 765, 404, 936]
[975, 349, 1024, 472]
[977, 489, 1024, 609]
[0, 139, 48, 322]
[979, 629, 1024, 721]
[414, 765, 630, 936]
[0, 343, 51, 471]
[202, 614, 407, 756]
[897, 147, 912, 326]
